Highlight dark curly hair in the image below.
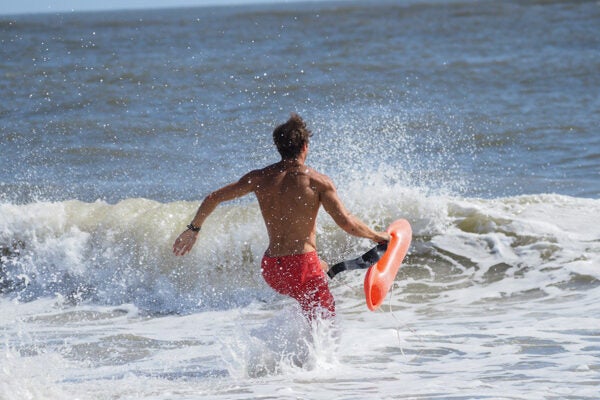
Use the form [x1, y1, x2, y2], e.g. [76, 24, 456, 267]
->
[272, 113, 313, 160]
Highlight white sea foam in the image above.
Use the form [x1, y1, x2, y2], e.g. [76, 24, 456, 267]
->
[1, 189, 598, 398]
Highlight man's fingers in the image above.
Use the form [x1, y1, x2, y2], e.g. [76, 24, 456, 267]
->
[173, 232, 197, 256]
[177, 241, 193, 256]
[173, 240, 187, 256]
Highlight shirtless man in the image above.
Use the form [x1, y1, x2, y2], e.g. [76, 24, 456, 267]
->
[173, 113, 390, 321]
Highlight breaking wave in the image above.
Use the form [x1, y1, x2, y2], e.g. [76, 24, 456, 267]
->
[2, 187, 598, 315]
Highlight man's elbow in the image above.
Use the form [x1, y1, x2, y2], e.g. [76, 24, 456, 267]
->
[202, 191, 222, 209]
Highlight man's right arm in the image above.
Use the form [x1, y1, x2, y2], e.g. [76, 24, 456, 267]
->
[173, 170, 259, 256]
[318, 175, 390, 243]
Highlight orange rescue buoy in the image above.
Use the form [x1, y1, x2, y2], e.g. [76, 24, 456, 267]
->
[364, 219, 412, 311]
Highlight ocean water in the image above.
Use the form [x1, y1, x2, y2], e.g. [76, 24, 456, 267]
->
[1, 0, 599, 399]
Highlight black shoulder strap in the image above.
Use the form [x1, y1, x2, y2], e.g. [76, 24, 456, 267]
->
[327, 242, 388, 279]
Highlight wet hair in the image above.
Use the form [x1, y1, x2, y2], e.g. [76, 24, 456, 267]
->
[272, 113, 313, 160]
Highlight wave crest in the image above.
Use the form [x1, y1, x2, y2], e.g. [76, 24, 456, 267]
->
[1, 192, 598, 313]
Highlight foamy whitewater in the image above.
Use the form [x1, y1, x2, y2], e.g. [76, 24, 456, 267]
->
[1, 1, 599, 399]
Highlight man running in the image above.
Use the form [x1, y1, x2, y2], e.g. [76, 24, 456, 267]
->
[173, 113, 389, 321]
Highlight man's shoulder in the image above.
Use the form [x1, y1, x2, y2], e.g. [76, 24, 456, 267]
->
[244, 163, 276, 177]
[241, 163, 283, 188]
[306, 166, 335, 190]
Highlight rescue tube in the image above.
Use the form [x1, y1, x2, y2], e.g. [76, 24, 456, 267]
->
[364, 219, 412, 311]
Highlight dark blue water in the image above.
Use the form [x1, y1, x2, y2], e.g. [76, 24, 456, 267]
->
[1, 0, 599, 203]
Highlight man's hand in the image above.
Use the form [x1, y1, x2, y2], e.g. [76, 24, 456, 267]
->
[173, 229, 199, 256]
[377, 232, 391, 243]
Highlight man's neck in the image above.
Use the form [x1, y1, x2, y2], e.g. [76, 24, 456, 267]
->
[280, 157, 305, 168]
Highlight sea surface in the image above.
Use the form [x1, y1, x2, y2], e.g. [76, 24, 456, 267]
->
[1, 0, 599, 399]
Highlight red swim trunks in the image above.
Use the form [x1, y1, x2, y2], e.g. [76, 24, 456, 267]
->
[261, 251, 335, 321]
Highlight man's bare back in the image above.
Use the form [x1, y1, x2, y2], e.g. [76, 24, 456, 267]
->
[251, 160, 324, 256]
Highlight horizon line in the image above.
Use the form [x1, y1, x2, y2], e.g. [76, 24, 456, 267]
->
[0, 0, 348, 17]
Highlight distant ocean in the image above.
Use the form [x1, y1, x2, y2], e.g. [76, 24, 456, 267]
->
[1, 1, 599, 399]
